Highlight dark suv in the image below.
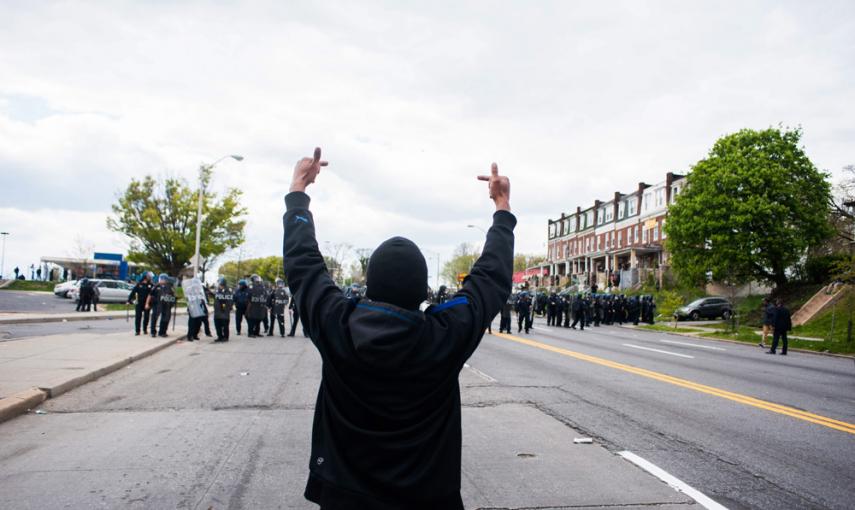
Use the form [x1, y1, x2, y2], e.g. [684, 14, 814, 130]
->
[674, 297, 733, 321]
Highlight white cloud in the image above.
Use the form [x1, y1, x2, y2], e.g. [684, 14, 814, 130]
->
[1, 1, 853, 282]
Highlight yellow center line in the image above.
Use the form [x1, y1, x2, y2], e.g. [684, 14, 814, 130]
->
[492, 332, 855, 435]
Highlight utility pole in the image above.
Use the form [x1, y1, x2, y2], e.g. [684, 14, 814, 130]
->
[0, 232, 8, 280]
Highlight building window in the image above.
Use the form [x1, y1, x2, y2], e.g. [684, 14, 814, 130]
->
[605, 207, 613, 222]
[653, 225, 659, 241]
[644, 193, 652, 211]
[661, 219, 667, 238]
[655, 188, 665, 207]
[628, 199, 636, 216]
[642, 228, 648, 243]
[628, 228, 633, 244]
[618, 230, 623, 247]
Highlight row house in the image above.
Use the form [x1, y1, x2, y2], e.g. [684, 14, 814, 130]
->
[545, 172, 686, 290]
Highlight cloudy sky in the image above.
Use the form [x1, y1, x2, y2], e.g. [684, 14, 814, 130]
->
[1, 1, 853, 283]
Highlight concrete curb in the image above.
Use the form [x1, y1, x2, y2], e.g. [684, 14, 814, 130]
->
[0, 310, 187, 326]
[622, 325, 855, 360]
[0, 335, 185, 424]
[0, 388, 48, 423]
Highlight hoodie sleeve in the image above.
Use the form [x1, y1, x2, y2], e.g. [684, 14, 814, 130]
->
[430, 210, 516, 362]
[282, 192, 347, 350]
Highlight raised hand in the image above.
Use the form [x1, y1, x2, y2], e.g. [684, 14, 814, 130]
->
[477, 162, 511, 212]
[290, 147, 329, 193]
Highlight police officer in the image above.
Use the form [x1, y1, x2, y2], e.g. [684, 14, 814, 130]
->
[499, 297, 513, 333]
[146, 274, 176, 338]
[570, 295, 585, 330]
[287, 298, 304, 337]
[515, 292, 531, 334]
[267, 278, 289, 337]
[233, 279, 250, 335]
[76, 277, 89, 312]
[213, 277, 233, 341]
[246, 274, 267, 337]
[128, 272, 154, 335]
[547, 291, 558, 326]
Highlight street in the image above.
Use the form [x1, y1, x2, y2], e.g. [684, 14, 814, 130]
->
[0, 290, 77, 314]
[0, 315, 853, 509]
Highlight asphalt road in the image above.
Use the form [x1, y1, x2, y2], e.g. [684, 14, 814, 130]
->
[0, 290, 77, 314]
[0, 317, 131, 341]
[471, 317, 855, 509]
[0, 316, 853, 509]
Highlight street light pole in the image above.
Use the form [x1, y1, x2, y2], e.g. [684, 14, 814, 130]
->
[0, 232, 9, 280]
[193, 154, 243, 278]
[423, 249, 441, 289]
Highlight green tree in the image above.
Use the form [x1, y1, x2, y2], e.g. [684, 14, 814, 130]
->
[441, 243, 481, 286]
[218, 256, 284, 284]
[514, 254, 545, 273]
[665, 127, 832, 288]
[107, 169, 247, 277]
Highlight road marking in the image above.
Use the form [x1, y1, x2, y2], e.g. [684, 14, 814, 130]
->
[463, 363, 497, 383]
[618, 451, 728, 510]
[623, 343, 695, 359]
[660, 339, 726, 351]
[492, 332, 855, 435]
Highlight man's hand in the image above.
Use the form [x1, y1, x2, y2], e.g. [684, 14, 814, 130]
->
[290, 147, 329, 193]
[477, 162, 511, 212]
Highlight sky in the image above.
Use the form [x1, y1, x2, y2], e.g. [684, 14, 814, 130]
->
[1, 1, 853, 284]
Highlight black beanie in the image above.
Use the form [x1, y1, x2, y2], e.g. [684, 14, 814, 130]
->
[366, 237, 428, 310]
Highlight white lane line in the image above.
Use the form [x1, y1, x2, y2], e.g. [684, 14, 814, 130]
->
[618, 451, 728, 510]
[463, 363, 497, 383]
[660, 339, 726, 351]
[623, 343, 695, 359]
[532, 326, 551, 331]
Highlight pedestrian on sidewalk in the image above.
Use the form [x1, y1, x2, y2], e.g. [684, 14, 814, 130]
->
[128, 272, 154, 335]
[283, 148, 514, 508]
[768, 299, 792, 356]
[760, 297, 775, 349]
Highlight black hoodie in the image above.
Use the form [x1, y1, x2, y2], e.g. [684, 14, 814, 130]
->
[283, 192, 515, 508]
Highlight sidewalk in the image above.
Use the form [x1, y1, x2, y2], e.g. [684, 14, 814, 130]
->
[0, 327, 187, 423]
[0, 309, 187, 325]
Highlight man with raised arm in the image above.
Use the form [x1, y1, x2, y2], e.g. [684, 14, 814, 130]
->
[282, 148, 515, 509]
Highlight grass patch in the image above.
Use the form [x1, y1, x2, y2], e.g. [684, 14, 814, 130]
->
[700, 325, 855, 354]
[1, 280, 57, 292]
[638, 324, 705, 334]
[792, 287, 855, 343]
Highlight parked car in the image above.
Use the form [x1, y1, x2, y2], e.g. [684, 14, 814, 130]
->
[68, 279, 133, 304]
[674, 297, 733, 321]
[53, 280, 79, 298]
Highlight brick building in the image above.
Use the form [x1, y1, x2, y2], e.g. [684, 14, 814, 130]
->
[545, 172, 686, 290]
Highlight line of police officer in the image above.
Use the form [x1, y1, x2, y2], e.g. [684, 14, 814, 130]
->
[127, 272, 295, 340]
[506, 291, 657, 334]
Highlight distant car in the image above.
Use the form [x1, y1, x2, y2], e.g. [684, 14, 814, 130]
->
[674, 297, 733, 321]
[54, 280, 79, 298]
[68, 279, 134, 304]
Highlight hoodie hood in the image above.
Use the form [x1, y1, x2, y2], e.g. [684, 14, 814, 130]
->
[348, 299, 426, 369]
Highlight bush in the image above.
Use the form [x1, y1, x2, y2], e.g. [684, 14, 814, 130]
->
[657, 290, 684, 318]
[801, 254, 849, 284]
